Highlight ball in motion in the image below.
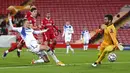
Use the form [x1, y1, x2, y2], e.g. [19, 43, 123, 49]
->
[108, 53, 117, 62]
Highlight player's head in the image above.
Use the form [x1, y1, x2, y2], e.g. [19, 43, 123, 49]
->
[31, 8, 37, 18]
[22, 19, 32, 28]
[83, 26, 87, 30]
[65, 21, 70, 25]
[30, 5, 37, 9]
[46, 12, 51, 18]
[104, 14, 113, 25]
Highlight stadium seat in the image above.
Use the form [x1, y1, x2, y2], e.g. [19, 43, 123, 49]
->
[0, 0, 130, 44]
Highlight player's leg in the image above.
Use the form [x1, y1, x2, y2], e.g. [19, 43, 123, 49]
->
[50, 33, 57, 52]
[39, 44, 65, 66]
[85, 40, 89, 50]
[17, 40, 25, 57]
[68, 37, 74, 53]
[32, 58, 44, 64]
[97, 43, 108, 58]
[39, 45, 59, 62]
[66, 41, 74, 54]
[85, 44, 88, 50]
[92, 45, 115, 67]
[42, 32, 50, 48]
[2, 43, 18, 58]
[50, 39, 57, 52]
[83, 40, 87, 50]
[32, 51, 50, 64]
[83, 44, 86, 50]
[91, 43, 106, 67]
[65, 36, 74, 54]
[42, 52, 50, 63]
[96, 45, 116, 63]
[83, 43, 88, 50]
[28, 39, 65, 66]
[69, 43, 74, 53]
[66, 41, 70, 54]
[83, 39, 86, 50]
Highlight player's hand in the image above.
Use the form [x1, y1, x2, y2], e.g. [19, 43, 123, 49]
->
[117, 43, 124, 51]
[57, 30, 61, 33]
[8, 13, 11, 19]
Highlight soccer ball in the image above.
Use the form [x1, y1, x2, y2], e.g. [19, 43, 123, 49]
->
[108, 53, 117, 62]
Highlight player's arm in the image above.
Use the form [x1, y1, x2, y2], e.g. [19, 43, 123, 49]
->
[108, 28, 118, 46]
[8, 14, 21, 31]
[108, 29, 123, 50]
[53, 24, 58, 30]
[40, 20, 47, 29]
[33, 29, 48, 34]
[62, 26, 65, 37]
[88, 32, 91, 39]
[31, 24, 38, 30]
[52, 19, 61, 33]
[53, 24, 61, 33]
[80, 32, 83, 40]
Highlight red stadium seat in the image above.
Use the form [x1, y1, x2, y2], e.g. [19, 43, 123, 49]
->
[0, 0, 130, 44]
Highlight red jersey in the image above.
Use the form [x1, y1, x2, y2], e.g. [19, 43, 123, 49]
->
[41, 18, 58, 33]
[25, 11, 37, 29]
[27, 16, 38, 30]
[27, 15, 39, 39]
[25, 11, 31, 18]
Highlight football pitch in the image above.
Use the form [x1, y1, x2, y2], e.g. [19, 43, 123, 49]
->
[0, 48, 130, 73]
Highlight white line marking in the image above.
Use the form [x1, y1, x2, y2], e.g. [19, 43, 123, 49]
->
[0, 62, 130, 69]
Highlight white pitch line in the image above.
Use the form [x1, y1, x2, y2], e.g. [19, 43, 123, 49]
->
[0, 62, 130, 70]
[0, 66, 32, 69]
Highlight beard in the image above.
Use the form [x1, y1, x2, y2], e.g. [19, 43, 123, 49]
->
[105, 22, 109, 26]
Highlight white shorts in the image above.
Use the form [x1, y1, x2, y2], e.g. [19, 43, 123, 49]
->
[65, 36, 72, 43]
[83, 38, 89, 44]
[27, 41, 40, 53]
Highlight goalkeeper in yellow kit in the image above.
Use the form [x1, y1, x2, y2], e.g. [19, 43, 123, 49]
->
[92, 14, 119, 67]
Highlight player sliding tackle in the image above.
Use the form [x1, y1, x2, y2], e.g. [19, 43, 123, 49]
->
[8, 14, 65, 66]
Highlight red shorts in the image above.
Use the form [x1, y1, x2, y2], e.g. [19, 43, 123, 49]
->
[43, 32, 56, 42]
[16, 36, 25, 44]
[17, 36, 22, 42]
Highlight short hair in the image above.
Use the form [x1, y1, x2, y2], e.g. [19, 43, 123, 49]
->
[22, 18, 28, 25]
[30, 8, 37, 12]
[104, 14, 113, 22]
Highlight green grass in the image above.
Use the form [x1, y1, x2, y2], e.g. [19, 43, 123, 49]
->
[0, 48, 130, 73]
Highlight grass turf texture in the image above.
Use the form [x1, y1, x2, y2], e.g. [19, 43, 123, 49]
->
[0, 48, 130, 73]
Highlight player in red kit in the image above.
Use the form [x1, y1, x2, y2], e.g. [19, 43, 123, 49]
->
[25, 5, 36, 19]
[41, 12, 61, 52]
[25, 10, 31, 19]
[25, 5, 40, 19]
[27, 8, 38, 29]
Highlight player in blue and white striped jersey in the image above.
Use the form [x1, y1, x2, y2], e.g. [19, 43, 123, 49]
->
[8, 14, 65, 66]
[80, 27, 90, 50]
[62, 21, 74, 54]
